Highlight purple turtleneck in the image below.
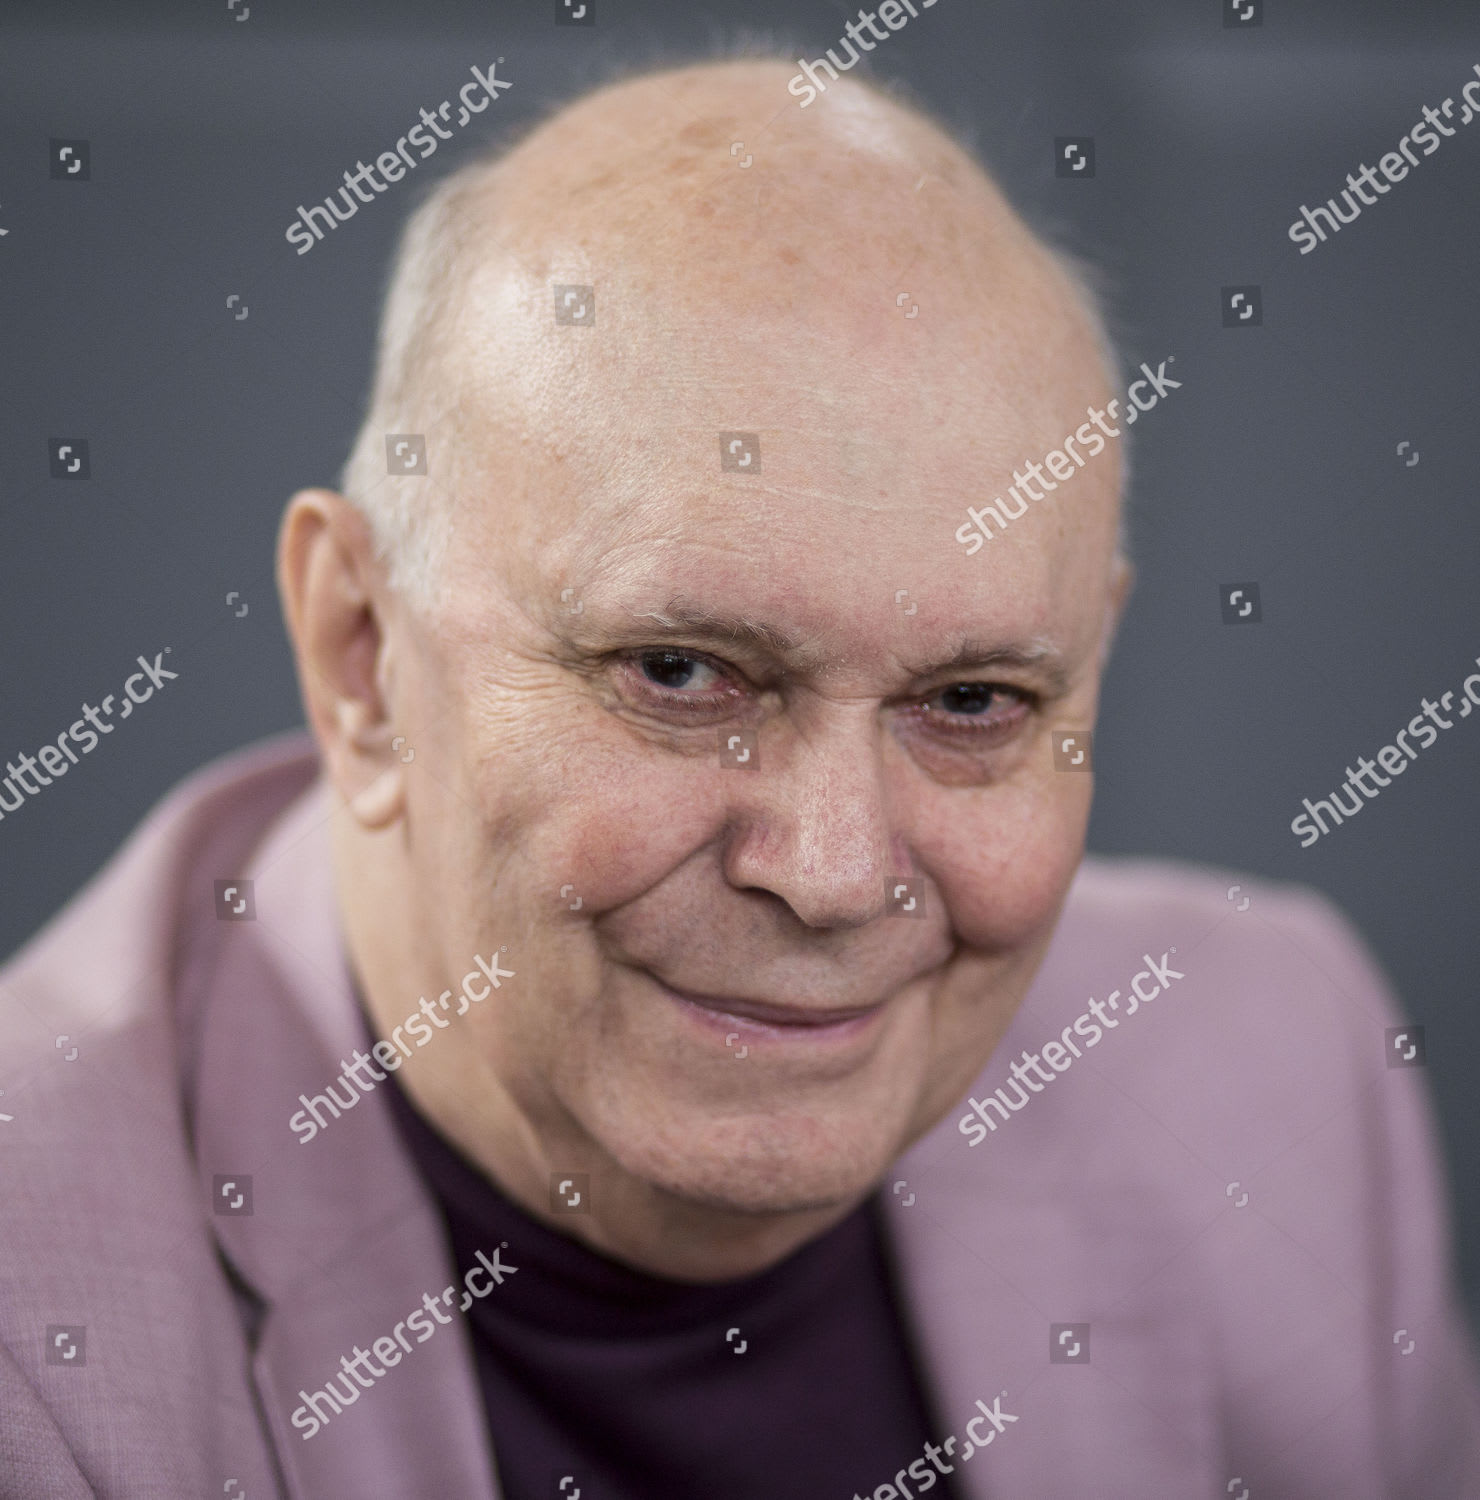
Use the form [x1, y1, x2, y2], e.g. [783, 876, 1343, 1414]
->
[385, 1075, 962, 1500]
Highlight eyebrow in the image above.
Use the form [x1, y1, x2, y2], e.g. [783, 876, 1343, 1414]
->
[621, 600, 820, 660]
[903, 639, 1071, 694]
[607, 600, 1069, 691]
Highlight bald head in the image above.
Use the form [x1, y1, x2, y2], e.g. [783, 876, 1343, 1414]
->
[340, 57, 1121, 602]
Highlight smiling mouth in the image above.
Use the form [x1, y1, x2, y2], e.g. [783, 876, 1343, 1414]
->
[650, 975, 885, 1035]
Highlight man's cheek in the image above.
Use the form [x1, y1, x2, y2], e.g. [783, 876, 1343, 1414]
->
[514, 745, 726, 914]
[932, 788, 1086, 948]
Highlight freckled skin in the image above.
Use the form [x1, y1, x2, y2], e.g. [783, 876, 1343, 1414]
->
[277, 60, 1130, 1283]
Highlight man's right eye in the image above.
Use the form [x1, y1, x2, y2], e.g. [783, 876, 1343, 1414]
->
[637, 650, 725, 692]
[610, 650, 747, 721]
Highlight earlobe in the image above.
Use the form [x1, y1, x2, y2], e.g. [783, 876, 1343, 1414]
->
[348, 764, 406, 829]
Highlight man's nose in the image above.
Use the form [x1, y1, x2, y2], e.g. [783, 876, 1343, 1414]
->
[720, 718, 899, 930]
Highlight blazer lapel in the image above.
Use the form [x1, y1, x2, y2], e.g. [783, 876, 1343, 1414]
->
[882, 920, 1219, 1498]
[185, 778, 502, 1499]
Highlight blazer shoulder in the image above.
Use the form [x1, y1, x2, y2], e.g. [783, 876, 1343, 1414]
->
[1, 732, 322, 994]
[1065, 852, 1395, 995]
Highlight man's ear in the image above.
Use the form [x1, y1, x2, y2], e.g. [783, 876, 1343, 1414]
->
[276, 488, 405, 829]
[1100, 550, 1135, 667]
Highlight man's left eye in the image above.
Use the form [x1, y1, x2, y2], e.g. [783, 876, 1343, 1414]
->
[937, 682, 1002, 715]
[933, 683, 1020, 717]
[913, 682, 1033, 738]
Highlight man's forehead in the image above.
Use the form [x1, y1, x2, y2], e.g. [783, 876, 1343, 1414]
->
[417, 63, 1120, 644]
[439, 310, 1118, 661]
[447, 268, 1108, 541]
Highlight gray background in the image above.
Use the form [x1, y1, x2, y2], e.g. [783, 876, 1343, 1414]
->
[1, 0, 1477, 1311]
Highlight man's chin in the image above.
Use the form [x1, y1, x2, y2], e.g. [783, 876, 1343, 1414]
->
[598, 1108, 906, 1221]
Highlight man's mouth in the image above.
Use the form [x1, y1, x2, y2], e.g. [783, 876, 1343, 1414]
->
[649, 974, 886, 1040]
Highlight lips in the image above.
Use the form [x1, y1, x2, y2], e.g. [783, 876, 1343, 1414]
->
[652, 975, 883, 1031]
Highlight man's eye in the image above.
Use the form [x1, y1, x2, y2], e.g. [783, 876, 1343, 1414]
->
[935, 683, 1022, 716]
[938, 682, 1003, 716]
[917, 681, 1032, 735]
[636, 650, 725, 693]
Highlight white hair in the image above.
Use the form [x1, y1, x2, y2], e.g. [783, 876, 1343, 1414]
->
[338, 158, 499, 606]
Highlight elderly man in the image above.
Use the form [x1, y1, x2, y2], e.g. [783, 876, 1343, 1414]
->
[2, 58, 1476, 1500]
